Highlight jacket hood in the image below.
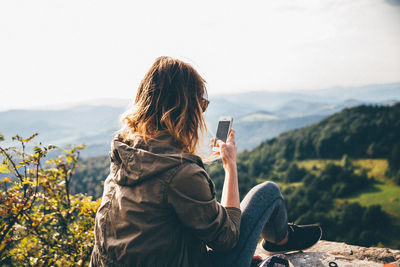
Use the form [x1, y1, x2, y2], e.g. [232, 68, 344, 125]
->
[109, 134, 204, 186]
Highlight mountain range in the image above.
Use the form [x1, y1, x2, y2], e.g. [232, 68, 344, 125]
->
[1, 82, 399, 156]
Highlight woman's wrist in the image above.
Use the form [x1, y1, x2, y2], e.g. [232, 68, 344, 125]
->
[221, 161, 240, 208]
[223, 161, 237, 172]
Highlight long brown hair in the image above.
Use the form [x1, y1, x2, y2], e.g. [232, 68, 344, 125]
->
[120, 56, 208, 154]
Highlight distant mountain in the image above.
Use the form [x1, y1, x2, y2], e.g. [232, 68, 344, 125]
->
[218, 82, 400, 113]
[274, 99, 364, 118]
[234, 114, 325, 150]
[1, 82, 399, 156]
[319, 82, 400, 103]
[0, 106, 124, 155]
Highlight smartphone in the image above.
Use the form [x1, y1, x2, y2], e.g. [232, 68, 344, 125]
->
[213, 116, 233, 152]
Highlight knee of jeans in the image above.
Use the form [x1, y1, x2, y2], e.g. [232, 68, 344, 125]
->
[257, 181, 282, 198]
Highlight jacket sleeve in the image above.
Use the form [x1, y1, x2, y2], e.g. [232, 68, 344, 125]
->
[167, 163, 241, 251]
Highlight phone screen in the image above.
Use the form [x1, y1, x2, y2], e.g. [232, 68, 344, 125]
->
[215, 120, 231, 143]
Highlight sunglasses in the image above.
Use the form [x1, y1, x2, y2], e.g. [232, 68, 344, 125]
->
[201, 90, 209, 112]
[201, 97, 209, 112]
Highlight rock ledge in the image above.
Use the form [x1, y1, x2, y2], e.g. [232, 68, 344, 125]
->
[255, 240, 400, 267]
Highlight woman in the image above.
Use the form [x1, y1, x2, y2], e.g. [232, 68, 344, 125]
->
[90, 57, 321, 267]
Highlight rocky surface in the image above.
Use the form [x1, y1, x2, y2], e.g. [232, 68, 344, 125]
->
[254, 240, 400, 267]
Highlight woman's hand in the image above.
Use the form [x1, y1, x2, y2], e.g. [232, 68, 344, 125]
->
[211, 129, 240, 208]
[211, 129, 237, 169]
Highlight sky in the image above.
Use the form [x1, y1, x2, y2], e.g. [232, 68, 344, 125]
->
[0, 0, 400, 111]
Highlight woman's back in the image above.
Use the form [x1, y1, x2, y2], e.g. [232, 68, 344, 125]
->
[90, 134, 240, 267]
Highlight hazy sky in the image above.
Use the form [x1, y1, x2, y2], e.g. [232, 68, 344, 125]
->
[1, 0, 400, 110]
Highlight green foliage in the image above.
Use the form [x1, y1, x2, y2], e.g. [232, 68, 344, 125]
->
[341, 154, 351, 169]
[0, 134, 100, 266]
[387, 144, 400, 185]
[334, 203, 391, 247]
[388, 144, 400, 170]
[285, 162, 307, 182]
[303, 163, 370, 198]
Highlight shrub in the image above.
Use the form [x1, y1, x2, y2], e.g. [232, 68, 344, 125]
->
[0, 133, 100, 266]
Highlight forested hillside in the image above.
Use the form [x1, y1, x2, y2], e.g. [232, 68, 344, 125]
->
[240, 103, 400, 185]
[247, 103, 400, 161]
[72, 155, 109, 198]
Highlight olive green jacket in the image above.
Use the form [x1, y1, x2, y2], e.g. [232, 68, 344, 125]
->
[90, 134, 241, 267]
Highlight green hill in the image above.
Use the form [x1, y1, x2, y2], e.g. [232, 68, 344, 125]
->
[241, 103, 400, 182]
[248, 103, 400, 160]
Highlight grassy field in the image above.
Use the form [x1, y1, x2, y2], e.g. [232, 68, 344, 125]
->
[352, 159, 389, 182]
[297, 158, 388, 179]
[297, 159, 342, 172]
[297, 159, 400, 217]
[345, 182, 400, 217]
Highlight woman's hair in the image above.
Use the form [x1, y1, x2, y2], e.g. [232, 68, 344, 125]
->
[119, 56, 208, 154]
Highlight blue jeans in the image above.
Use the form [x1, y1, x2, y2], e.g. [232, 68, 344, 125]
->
[210, 182, 288, 267]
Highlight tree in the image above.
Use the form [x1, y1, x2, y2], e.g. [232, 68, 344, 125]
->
[286, 162, 307, 182]
[388, 144, 400, 171]
[341, 154, 351, 169]
[387, 144, 400, 185]
[0, 133, 100, 266]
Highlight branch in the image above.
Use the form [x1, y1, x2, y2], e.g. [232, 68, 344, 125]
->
[21, 141, 28, 198]
[62, 164, 71, 208]
[21, 141, 27, 183]
[67, 150, 80, 183]
[0, 146, 24, 182]
[24, 161, 41, 215]
[64, 150, 80, 209]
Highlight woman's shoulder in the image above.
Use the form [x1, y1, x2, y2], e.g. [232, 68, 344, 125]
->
[175, 161, 208, 178]
[169, 162, 214, 201]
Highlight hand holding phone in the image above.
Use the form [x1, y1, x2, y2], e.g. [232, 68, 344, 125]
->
[213, 116, 233, 152]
